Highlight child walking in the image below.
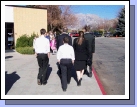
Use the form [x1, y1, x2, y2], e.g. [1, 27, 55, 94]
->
[50, 36, 57, 55]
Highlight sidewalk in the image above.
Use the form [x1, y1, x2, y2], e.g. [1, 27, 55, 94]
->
[5, 50, 103, 95]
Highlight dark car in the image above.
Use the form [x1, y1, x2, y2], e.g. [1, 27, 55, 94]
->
[113, 32, 122, 37]
[93, 32, 102, 37]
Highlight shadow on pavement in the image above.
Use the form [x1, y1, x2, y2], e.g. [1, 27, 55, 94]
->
[5, 56, 13, 59]
[5, 71, 20, 95]
[46, 64, 52, 81]
[5, 49, 15, 53]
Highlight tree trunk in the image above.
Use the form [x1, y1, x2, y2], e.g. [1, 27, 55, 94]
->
[51, 26, 56, 32]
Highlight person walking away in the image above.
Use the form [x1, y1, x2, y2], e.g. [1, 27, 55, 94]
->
[57, 36, 75, 92]
[34, 28, 50, 85]
[56, 27, 72, 76]
[49, 31, 54, 41]
[50, 36, 57, 55]
[84, 25, 95, 77]
[73, 31, 89, 86]
[56, 27, 72, 50]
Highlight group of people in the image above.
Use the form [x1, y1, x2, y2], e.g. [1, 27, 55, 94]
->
[33, 26, 95, 92]
[33, 31, 57, 55]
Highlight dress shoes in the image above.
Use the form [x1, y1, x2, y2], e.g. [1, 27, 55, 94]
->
[42, 81, 47, 85]
[63, 89, 66, 92]
[88, 72, 92, 77]
[77, 79, 81, 86]
[37, 79, 42, 85]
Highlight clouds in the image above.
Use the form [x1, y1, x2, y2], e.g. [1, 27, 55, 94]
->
[72, 13, 103, 29]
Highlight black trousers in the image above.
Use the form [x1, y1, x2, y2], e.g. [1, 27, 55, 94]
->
[37, 54, 49, 84]
[60, 59, 72, 90]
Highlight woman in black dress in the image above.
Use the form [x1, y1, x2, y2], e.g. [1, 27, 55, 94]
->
[73, 31, 89, 86]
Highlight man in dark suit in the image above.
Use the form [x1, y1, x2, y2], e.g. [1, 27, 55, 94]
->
[56, 27, 72, 76]
[84, 25, 95, 77]
[56, 27, 72, 50]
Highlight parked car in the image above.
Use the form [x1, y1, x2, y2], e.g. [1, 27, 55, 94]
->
[113, 32, 122, 37]
[70, 33, 79, 37]
[93, 32, 102, 37]
[104, 33, 113, 37]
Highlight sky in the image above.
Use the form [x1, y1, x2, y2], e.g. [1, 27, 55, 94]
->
[70, 5, 124, 19]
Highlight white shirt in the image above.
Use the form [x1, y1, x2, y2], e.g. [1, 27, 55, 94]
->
[33, 38, 37, 49]
[34, 35, 50, 54]
[57, 44, 75, 61]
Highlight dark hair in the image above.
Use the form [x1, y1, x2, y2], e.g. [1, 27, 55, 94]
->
[77, 31, 85, 45]
[40, 28, 46, 35]
[63, 27, 68, 33]
[84, 25, 90, 32]
[63, 36, 69, 43]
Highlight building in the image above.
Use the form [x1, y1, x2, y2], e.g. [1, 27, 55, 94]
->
[5, 5, 47, 49]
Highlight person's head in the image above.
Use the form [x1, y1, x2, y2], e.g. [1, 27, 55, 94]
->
[63, 27, 68, 33]
[63, 36, 69, 44]
[82, 28, 86, 33]
[48, 31, 53, 35]
[77, 31, 85, 45]
[84, 25, 90, 32]
[52, 36, 55, 40]
[79, 31, 84, 37]
[46, 32, 49, 36]
[40, 28, 46, 35]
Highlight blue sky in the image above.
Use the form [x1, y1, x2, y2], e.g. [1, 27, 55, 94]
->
[70, 5, 124, 19]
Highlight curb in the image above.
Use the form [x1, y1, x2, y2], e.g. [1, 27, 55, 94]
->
[92, 67, 107, 95]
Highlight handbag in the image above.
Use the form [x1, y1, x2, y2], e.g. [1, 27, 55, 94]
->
[87, 59, 92, 66]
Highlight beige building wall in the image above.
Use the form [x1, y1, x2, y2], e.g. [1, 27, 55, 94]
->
[14, 7, 47, 45]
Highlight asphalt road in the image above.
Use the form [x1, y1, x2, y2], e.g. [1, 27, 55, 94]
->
[92, 37, 125, 95]
[72, 37, 125, 95]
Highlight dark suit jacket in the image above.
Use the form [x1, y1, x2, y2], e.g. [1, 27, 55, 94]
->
[56, 33, 72, 50]
[84, 32, 95, 53]
[73, 38, 89, 61]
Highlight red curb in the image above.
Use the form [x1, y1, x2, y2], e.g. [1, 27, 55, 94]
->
[92, 67, 107, 95]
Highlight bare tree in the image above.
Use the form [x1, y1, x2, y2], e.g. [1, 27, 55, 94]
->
[101, 19, 118, 32]
[60, 5, 78, 28]
[27, 5, 77, 32]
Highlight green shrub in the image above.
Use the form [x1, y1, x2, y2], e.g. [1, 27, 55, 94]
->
[28, 32, 39, 47]
[16, 47, 35, 54]
[16, 34, 29, 48]
[98, 30, 103, 34]
[16, 33, 39, 48]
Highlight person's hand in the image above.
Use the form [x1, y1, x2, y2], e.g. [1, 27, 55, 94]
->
[58, 60, 60, 64]
[72, 60, 74, 65]
[48, 53, 50, 58]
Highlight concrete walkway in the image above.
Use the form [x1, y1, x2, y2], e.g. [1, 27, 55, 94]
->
[5, 50, 103, 95]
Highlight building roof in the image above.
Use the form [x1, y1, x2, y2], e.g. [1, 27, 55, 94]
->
[5, 5, 47, 10]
